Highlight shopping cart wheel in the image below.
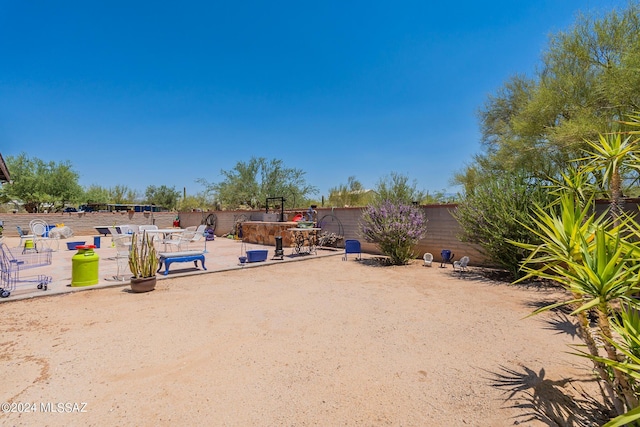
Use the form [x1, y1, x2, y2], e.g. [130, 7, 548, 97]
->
[1, 290, 10, 298]
[43, 284, 48, 291]
[37, 283, 43, 289]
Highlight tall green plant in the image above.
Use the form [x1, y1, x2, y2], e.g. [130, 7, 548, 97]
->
[129, 233, 158, 278]
[452, 171, 553, 278]
[513, 194, 640, 419]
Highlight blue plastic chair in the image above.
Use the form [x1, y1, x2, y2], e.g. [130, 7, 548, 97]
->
[343, 239, 362, 261]
[440, 249, 455, 268]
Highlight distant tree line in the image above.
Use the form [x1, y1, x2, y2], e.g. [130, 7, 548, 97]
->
[0, 153, 185, 213]
[0, 152, 453, 213]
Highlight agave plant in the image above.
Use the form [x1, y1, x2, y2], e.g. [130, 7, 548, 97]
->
[128, 232, 158, 279]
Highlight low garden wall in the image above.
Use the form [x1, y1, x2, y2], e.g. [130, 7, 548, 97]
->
[176, 206, 489, 266]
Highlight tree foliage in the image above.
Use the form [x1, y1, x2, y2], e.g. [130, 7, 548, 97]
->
[373, 172, 425, 205]
[145, 185, 181, 210]
[457, 3, 640, 190]
[200, 157, 318, 210]
[109, 185, 138, 205]
[327, 176, 372, 207]
[83, 185, 111, 205]
[0, 153, 83, 212]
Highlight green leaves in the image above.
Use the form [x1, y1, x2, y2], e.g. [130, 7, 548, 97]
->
[201, 157, 318, 209]
[3, 153, 83, 212]
[453, 171, 554, 278]
[128, 233, 158, 278]
[461, 3, 640, 195]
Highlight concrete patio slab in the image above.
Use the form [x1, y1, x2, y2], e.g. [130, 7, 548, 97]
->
[0, 234, 342, 302]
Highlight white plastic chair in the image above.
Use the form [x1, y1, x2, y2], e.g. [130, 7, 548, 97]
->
[111, 234, 133, 281]
[453, 256, 470, 272]
[119, 224, 135, 235]
[29, 219, 59, 251]
[162, 230, 196, 252]
[423, 253, 433, 267]
[187, 225, 207, 250]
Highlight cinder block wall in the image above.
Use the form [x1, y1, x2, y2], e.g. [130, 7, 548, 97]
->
[0, 212, 176, 236]
[0, 206, 489, 265]
[177, 205, 489, 265]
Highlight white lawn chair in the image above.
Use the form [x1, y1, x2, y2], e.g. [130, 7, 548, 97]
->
[453, 256, 470, 273]
[162, 230, 196, 252]
[111, 234, 133, 281]
[29, 219, 59, 252]
[188, 225, 207, 250]
[423, 252, 433, 267]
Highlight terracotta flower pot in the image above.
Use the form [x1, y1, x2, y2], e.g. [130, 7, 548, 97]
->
[130, 276, 157, 293]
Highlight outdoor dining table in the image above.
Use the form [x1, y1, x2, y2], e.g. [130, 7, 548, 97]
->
[142, 228, 185, 252]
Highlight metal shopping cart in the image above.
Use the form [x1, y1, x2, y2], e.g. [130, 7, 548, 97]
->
[0, 242, 52, 298]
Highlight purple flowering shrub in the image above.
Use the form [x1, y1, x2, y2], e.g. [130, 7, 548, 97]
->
[359, 201, 428, 265]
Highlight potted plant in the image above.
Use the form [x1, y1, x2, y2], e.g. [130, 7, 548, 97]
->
[128, 232, 159, 293]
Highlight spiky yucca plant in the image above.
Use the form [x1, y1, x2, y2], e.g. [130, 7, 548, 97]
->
[128, 232, 158, 278]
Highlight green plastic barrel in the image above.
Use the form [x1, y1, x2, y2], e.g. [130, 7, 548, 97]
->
[71, 245, 99, 287]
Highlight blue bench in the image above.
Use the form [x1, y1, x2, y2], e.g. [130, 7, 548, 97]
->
[157, 251, 206, 276]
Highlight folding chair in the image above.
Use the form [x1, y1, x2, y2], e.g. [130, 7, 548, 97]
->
[343, 239, 362, 261]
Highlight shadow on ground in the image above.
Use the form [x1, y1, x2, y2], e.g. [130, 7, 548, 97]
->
[485, 364, 613, 426]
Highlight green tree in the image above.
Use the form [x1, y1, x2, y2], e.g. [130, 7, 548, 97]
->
[82, 185, 111, 205]
[422, 190, 457, 204]
[327, 176, 372, 207]
[109, 185, 138, 204]
[373, 172, 425, 205]
[178, 194, 213, 211]
[145, 185, 181, 210]
[457, 3, 640, 190]
[0, 153, 83, 212]
[200, 157, 317, 210]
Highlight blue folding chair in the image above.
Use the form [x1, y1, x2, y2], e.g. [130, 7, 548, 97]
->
[343, 239, 362, 261]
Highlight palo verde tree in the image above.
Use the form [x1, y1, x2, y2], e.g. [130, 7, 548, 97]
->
[456, 3, 640, 192]
[327, 176, 372, 207]
[373, 172, 425, 205]
[109, 185, 138, 205]
[199, 157, 318, 210]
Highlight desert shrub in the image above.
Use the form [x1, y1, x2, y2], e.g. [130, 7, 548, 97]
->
[359, 200, 428, 265]
[452, 172, 554, 279]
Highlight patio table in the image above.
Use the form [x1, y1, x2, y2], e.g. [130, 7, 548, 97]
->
[142, 228, 185, 252]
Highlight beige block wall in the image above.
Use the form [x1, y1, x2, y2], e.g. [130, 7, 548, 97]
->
[1, 205, 489, 265]
[175, 205, 489, 266]
[0, 212, 177, 237]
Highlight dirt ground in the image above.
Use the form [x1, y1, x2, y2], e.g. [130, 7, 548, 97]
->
[0, 255, 611, 426]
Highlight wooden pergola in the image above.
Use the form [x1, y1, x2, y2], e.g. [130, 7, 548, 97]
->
[0, 152, 10, 183]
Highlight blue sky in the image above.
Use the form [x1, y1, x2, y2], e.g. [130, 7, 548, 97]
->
[0, 1, 630, 201]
